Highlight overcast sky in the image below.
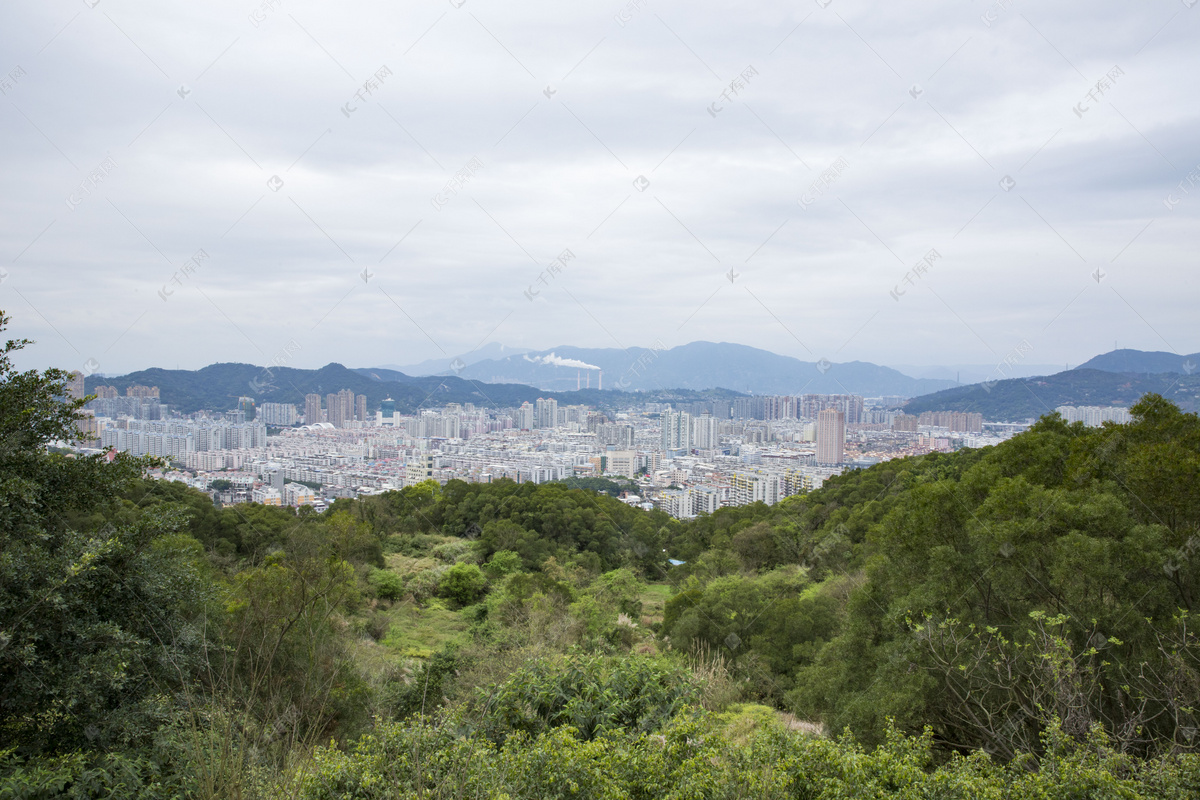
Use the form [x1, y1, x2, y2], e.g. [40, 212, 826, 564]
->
[2, 0, 1197, 378]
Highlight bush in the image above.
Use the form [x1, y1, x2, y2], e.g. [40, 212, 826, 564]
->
[483, 550, 524, 580]
[438, 563, 487, 607]
[369, 569, 405, 601]
[430, 540, 471, 564]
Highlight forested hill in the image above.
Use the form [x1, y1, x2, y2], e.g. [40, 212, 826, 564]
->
[84, 361, 741, 414]
[4, 305, 1199, 800]
[903, 367, 1200, 419]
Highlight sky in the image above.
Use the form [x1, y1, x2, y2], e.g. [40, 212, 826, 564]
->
[2, 0, 1197, 380]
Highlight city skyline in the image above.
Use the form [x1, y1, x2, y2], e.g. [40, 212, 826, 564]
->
[2, 1, 1197, 378]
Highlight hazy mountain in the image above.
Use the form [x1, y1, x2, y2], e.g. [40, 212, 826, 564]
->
[85, 362, 740, 416]
[1074, 349, 1200, 375]
[903, 368, 1200, 421]
[890, 363, 1068, 384]
[85, 363, 548, 415]
[452, 341, 958, 397]
[379, 343, 532, 376]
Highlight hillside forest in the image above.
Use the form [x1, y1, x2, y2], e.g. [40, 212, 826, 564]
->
[2, 310, 1198, 798]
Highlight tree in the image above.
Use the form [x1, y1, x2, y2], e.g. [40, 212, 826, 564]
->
[0, 311, 210, 754]
[439, 563, 488, 607]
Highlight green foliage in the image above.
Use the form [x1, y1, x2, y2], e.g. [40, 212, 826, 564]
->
[0, 748, 193, 800]
[553, 476, 640, 497]
[483, 549, 524, 580]
[0, 314, 210, 755]
[292, 712, 1200, 800]
[438, 563, 487, 607]
[470, 654, 701, 743]
[7, 300, 1200, 795]
[368, 568, 405, 601]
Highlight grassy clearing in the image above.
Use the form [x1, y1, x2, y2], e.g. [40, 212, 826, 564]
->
[385, 553, 440, 574]
[379, 600, 468, 659]
[639, 583, 673, 625]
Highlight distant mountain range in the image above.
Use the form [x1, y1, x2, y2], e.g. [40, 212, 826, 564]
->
[382, 341, 960, 397]
[904, 368, 1200, 421]
[85, 346, 1200, 421]
[83, 362, 738, 416]
[380, 342, 532, 378]
[889, 363, 1068, 384]
[1074, 349, 1200, 375]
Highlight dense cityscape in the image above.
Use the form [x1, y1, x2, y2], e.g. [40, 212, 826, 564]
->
[65, 371, 1129, 519]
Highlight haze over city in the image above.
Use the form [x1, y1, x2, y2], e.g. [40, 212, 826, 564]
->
[3, 0, 1197, 376]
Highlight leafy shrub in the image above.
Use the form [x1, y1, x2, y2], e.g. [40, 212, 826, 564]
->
[438, 563, 487, 607]
[471, 654, 701, 743]
[368, 568, 405, 601]
[483, 550, 524, 580]
[430, 540, 471, 564]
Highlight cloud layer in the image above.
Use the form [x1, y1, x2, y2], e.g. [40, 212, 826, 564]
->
[2, 0, 1196, 379]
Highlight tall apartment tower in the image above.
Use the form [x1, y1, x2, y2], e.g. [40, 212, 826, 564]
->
[692, 415, 720, 449]
[661, 410, 693, 452]
[66, 370, 86, 400]
[816, 408, 845, 466]
[516, 402, 536, 431]
[355, 394, 367, 422]
[304, 393, 322, 424]
[535, 397, 558, 429]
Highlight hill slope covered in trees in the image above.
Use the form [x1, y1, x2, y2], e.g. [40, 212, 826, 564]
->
[3, 310, 1199, 798]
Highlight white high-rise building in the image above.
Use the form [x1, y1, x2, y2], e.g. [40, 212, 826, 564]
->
[605, 450, 639, 479]
[661, 410, 692, 452]
[535, 397, 559, 429]
[693, 415, 720, 449]
[259, 402, 298, 426]
[816, 408, 845, 466]
[515, 402, 536, 430]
